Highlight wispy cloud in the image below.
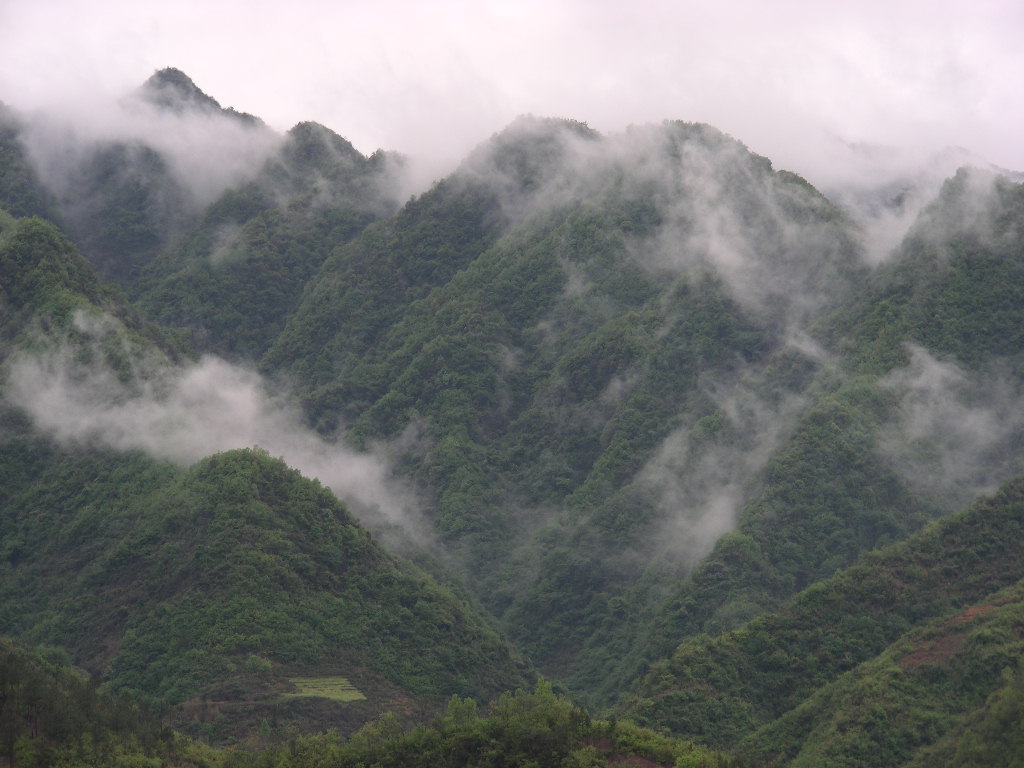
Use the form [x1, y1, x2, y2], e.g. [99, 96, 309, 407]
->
[1, 0, 1020, 192]
[879, 345, 1024, 510]
[5, 310, 432, 546]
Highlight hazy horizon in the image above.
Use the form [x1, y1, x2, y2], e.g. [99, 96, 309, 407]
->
[2, 0, 1021, 192]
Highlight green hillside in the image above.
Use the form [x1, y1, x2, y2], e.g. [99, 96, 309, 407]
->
[0, 434, 533, 744]
[620, 474, 1024, 751]
[0, 636, 181, 767]
[260, 119, 877, 685]
[740, 583, 1024, 767]
[0, 209, 531, 744]
[0, 212, 186, 366]
[134, 120, 403, 360]
[1, 444, 529, 738]
[0, 104, 57, 221]
[826, 167, 1024, 373]
[250, 680, 734, 768]
[2, 68, 1024, 763]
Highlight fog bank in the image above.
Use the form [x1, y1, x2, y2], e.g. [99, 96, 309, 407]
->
[5, 311, 430, 543]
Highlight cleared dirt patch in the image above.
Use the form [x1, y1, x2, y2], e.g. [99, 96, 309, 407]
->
[948, 604, 998, 624]
[899, 632, 967, 669]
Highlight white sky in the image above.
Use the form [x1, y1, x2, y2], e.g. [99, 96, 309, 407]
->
[1, 0, 1022, 187]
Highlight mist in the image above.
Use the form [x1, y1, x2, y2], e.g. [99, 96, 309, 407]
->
[4, 310, 432, 546]
[638, 377, 810, 568]
[879, 345, 1024, 510]
[19, 89, 283, 213]
[463, 117, 864, 338]
[818, 144, 1004, 265]
[2, 1, 1021, 203]
[449, 116, 862, 571]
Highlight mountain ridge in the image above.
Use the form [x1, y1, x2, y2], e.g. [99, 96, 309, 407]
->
[135, 66, 266, 127]
[1, 68, 1023, 764]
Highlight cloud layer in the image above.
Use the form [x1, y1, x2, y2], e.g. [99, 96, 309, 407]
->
[5, 312, 427, 543]
[1, 0, 1021, 191]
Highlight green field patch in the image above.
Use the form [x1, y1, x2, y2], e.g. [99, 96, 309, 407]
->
[284, 676, 367, 703]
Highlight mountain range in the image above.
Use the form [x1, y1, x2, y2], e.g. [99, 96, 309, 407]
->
[1, 67, 1023, 766]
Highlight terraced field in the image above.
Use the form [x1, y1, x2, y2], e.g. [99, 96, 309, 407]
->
[285, 677, 367, 703]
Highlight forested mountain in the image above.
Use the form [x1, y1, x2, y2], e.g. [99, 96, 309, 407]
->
[621, 474, 1024, 760]
[133, 118, 403, 360]
[0, 635, 179, 767]
[0, 210, 530, 743]
[1, 70, 1023, 765]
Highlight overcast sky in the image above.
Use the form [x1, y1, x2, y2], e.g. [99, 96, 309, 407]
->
[1, 0, 1021, 188]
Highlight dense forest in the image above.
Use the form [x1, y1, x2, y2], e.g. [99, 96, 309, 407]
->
[1, 68, 1024, 765]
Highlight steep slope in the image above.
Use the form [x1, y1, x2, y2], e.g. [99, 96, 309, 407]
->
[135, 67, 264, 126]
[0, 212, 531, 743]
[0, 103, 58, 221]
[0, 212, 185, 364]
[134, 120, 403, 360]
[829, 167, 1024, 372]
[7, 69, 281, 288]
[739, 584, 1024, 767]
[0, 444, 531, 743]
[602, 168, 1024, 762]
[593, 166, 1024, 703]
[619, 474, 1024, 750]
[3, 70, 404, 360]
[6, 89, 1024, 757]
[259, 154, 515, 392]
[2, 446, 530, 739]
[36, 134, 199, 285]
[906, 658, 1024, 767]
[568, 375, 939, 705]
[260, 119, 1024, 717]
[259, 117, 922, 700]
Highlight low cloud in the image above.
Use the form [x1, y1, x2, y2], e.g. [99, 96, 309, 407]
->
[879, 345, 1024, 510]
[19, 91, 283, 213]
[4, 0, 1021, 187]
[637, 373, 810, 568]
[813, 143, 993, 265]
[4, 311, 431, 546]
[460, 118, 863, 340]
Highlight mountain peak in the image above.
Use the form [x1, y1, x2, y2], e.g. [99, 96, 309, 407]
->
[135, 67, 264, 127]
[137, 67, 222, 113]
